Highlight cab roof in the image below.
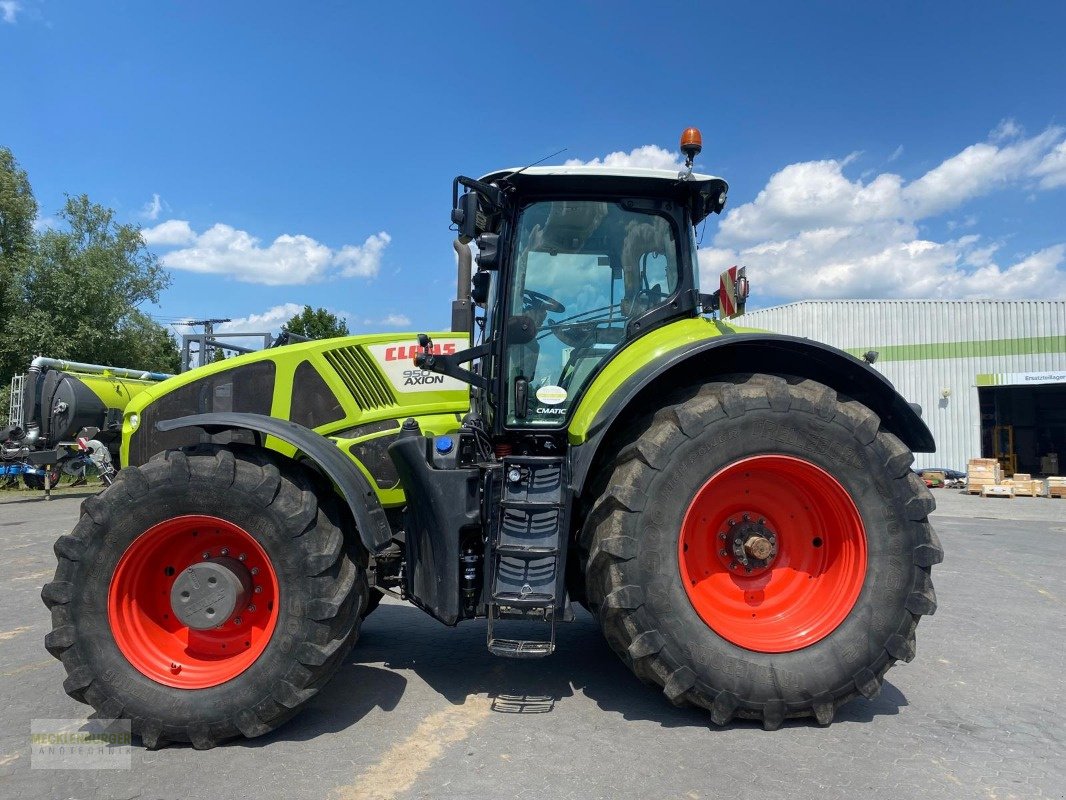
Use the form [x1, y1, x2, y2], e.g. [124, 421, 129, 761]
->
[478, 165, 729, 223]
[480, 165, 724, 183]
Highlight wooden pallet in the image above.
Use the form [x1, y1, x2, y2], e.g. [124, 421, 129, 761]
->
[981, 485, 1014, 498]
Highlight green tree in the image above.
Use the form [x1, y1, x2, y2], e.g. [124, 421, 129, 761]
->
[281, 305, 349, 340]
[0, 147, 39, 396]
[11, 194, 179, 374]
[212, 347, 228, 363]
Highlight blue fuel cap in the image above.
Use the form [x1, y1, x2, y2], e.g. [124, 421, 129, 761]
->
[435, 435, 454, 454]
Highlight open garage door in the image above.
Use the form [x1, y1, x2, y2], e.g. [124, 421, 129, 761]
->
[978, 372, 1066, 475]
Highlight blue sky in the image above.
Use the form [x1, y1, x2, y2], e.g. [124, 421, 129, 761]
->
[3, 1, 1065, 342]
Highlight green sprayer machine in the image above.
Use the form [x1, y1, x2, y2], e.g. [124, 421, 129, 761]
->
[4, 358, 170, 491]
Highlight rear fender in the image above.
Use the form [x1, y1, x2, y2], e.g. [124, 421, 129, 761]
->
[569, 333, 935, 497]
[155, 412, 393, 553]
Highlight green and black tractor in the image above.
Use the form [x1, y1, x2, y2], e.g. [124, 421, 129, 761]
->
[43, 129, 941, 748]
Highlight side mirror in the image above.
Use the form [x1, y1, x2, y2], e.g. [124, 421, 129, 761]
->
[450, 191, 479, 244]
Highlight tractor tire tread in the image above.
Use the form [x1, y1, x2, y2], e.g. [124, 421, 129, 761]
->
[41, 445, 367, 749]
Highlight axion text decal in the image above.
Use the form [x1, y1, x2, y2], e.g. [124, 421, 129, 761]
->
[366, 339, 469, 393]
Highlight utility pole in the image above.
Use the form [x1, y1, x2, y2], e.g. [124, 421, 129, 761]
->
[180, 318, 231, 370]
[177, 318, 273, 372]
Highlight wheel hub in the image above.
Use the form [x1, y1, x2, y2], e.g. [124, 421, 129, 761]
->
[718, 513, 778, 575]
[169, 557, 252, 630]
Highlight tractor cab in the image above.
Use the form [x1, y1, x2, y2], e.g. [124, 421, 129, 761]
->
[421, 155, 729, 447]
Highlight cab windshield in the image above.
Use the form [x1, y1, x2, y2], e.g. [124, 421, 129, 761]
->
[506, 200, 680, 426]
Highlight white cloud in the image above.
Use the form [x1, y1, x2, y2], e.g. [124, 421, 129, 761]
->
[141, 193, 165, 221]
[990, 118, 1023, 143]
[205, 303, 306, 334]
[142, 219, 195, 246]
[695, 126, 1066, 301]
[1033, 141, 1066, 190]
[363, 313, 411, 327]
[335, 231, 391, 278]
[0, 1, 21, 23]
[902, 127, 1061, 217]
[565, 144, 684, 172]
[144, 222, 391, 285]
[887, 145, 904, 163]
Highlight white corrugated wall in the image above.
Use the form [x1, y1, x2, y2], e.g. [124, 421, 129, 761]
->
[741, 300, 1066, 470]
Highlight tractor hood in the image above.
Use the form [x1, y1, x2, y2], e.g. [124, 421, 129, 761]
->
[120, 331, 470, 469]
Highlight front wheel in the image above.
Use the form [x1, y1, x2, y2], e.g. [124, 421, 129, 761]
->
[584, 375, 943, 729]
[42, 446, 368, 748]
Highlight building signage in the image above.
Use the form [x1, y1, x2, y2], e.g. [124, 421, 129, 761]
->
[976, 371, 1066, 387]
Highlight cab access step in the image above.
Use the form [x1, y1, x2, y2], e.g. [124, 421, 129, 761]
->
[486, 455, 570, 658]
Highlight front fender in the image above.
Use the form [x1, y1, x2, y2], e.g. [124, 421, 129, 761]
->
[155, 412, 393, 553]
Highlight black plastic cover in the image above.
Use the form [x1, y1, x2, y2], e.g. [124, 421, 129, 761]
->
[389, 431, 481, 626]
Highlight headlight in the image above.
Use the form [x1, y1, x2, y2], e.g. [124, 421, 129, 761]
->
[128, 413, 140, 432]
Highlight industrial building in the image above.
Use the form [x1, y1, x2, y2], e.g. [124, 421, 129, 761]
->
[743, 300, 1066, 474]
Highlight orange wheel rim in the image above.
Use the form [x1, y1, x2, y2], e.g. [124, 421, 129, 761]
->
[679, 455, 867, 653]
[108, 515, 280, 688]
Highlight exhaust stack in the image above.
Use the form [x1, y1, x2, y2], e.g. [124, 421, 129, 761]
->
[451, 239, 473, 333]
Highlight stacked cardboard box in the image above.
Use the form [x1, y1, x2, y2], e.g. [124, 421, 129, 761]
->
[967, 458, 1002, 495]
[1048, 477, 1066, 499]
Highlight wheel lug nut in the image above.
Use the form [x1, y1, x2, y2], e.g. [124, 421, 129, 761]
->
[239, 553, 246, 561]
[234, 617, 242, 625]
[720, 549, 728, 557]
[201, 551, 210, 559]
[247, 604, 256, 612]
[254, 585, 262, 593]
[251, 567, 259, 576]
[728, 519, 736, 527]
[742, 514, 750, 522]
[221, 548, 229, 556]
[719, 533, 726, 540]
[758, 518, 765, 525]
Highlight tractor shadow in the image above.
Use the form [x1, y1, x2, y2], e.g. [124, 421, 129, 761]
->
[331, 600, 908, 731]
[239, 663, 409, 747]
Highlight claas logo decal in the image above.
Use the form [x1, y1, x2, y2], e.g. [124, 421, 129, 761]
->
[383, 343, 457, 362]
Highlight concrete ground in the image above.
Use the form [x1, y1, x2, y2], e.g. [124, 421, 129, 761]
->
[0, 485, 1063, 800]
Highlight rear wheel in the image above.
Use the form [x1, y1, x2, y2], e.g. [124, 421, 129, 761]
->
[42, 446, 368, 748]
[583, 375, 942, 728]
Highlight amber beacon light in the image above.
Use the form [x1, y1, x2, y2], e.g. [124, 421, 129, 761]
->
[680, 127, 703, 167]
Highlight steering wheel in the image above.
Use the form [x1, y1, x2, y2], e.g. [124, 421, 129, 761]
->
[523, 289, 566, 314]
